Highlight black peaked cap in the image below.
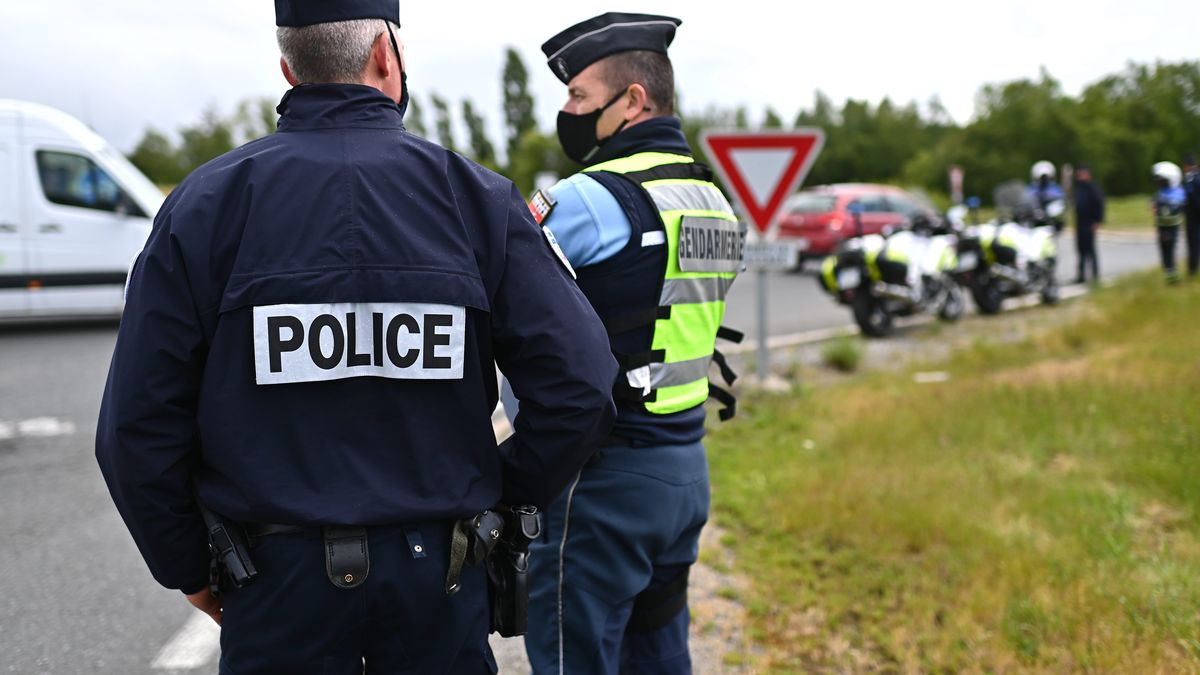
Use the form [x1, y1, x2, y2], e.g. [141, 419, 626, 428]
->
[276, 0, 400, 27]
[541, 12, 681, 84]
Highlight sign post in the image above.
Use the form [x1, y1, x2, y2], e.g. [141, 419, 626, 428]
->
[701, 129, 825, 381]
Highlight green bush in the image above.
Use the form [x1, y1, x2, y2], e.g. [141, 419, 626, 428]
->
[820, 337, 864, 372]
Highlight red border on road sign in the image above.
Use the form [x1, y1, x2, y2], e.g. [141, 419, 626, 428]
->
[700, 129, 825, 238]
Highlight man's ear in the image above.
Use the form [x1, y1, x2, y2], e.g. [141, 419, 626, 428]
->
[369, 31, 393, 79]
[281, 57, 300, 86]
[624, 83, 650, 119]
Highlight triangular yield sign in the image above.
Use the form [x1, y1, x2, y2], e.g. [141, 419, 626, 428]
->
[700, 129, 825, 237]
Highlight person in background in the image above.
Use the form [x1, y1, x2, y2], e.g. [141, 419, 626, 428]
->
[1151, 161, 1187, 284]
[1072, 164, 1104, 284]
[1181, 154, 1200, 278]
[1028, 160, 1065, 221]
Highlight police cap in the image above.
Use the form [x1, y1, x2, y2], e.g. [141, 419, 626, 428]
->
[276, 0, 400, 27]
[541, 12, 681, 84]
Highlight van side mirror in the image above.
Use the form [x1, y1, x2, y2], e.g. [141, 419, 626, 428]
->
[113, 192, 146, 218]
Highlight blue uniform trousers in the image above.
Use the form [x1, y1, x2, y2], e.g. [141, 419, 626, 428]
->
[1075, 225, 1099, 283]
[524, 441, 710, 675]
[218, 523, 496, 674]
[1159, 225, 1181, 281]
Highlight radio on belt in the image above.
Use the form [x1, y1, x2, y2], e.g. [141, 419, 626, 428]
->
[252, 302, 467, 385]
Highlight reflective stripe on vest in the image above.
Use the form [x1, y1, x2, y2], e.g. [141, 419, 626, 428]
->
[585, 152, 742, 415]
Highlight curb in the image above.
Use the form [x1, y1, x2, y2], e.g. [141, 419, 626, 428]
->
[1097, 230, 1155, 244]
[728, 282, 1092, 354]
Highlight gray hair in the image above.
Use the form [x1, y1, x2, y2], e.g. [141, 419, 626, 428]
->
[277, 19, 400, 84]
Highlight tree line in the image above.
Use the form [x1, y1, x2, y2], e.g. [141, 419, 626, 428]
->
[129, 53, 1200, 202]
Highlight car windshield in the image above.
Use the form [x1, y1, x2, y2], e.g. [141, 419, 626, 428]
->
[786, 193, 837, 214]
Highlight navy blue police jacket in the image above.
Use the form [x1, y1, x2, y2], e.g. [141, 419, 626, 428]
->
[1185, 171, 1200, 219]
[1074, 180, 1105, 228]
[95, 84, 617, 594]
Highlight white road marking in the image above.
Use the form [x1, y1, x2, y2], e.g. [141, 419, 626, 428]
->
[17, 417, 76, 437]
[0, 417, 76, 439]
[151, 612, 221, 670]
[492, 404, 513, 442]
[914, 371, 952, 384]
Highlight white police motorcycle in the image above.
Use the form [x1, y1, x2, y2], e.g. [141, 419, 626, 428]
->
[955, 198, 1061, 314]
[818, 208, 965, 337]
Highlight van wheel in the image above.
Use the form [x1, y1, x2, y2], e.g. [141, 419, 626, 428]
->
[853, 293, 893, 337]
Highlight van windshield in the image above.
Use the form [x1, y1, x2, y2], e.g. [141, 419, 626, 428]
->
[786, 193, 837, 214]
[98, 145, 165, 216]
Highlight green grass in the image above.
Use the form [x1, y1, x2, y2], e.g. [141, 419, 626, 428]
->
[969, 194, 1153, 232]
[1102, 194, 1154, 230]
[706, 273, 1200, 672]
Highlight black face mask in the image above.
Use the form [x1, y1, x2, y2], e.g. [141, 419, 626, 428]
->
[397, 71, 409, 119]
[556, 88, 630, 165]
[385, 22, 409, 119]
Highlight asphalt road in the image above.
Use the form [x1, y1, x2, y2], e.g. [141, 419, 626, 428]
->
[0, 235, 1158, 674]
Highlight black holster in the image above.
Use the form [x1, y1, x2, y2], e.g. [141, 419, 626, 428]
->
[486, 506, 542, 637]
[443, 506, 543, 637]
[198, 502, 258, 595]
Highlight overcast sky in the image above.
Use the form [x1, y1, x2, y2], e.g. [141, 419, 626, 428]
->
[1, 1, 1193, 156]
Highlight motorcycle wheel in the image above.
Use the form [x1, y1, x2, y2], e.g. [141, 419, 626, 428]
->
[1041, 272, 1060, 305]
[939, 282, 965, 322]
[853, 292, 894, 337]
[972, 276, 1004, 315]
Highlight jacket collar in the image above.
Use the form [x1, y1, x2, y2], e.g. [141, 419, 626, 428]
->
[275, 84, 405, 131]
[586, 116, 691, 167]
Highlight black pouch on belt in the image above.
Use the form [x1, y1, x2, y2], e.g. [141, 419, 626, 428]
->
[486, 506, 542, 637]
[323, 526, 369, 589]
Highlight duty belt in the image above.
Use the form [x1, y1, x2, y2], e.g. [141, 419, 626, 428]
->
[239, 522, 369, 589]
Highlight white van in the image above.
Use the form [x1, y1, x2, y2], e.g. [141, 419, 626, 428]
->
[0, 99, 163, 319]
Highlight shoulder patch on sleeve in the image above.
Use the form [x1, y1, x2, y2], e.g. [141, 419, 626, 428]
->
[528, 189, 557, 225]
[542, 226, 577, 279]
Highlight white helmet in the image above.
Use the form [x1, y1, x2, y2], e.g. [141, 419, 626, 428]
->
[1152, 161, 1182, 188]
[1031, 161, 1056, 181]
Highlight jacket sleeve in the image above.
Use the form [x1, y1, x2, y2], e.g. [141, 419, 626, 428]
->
[95, 205, 210, 594]
[490, 185, 617, 508]
[544, 173, 632, 268]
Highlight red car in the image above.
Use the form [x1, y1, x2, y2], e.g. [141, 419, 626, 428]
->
[777, 184, 936, 258]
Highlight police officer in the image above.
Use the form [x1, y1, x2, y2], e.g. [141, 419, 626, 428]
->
[1182, 154, 1200, 278]
[1028, 160, 1065, 228]
[523, 13, 744, 674]
[1072, 164, 1105, 284]
[1151, 161, 1188, 284]
[95, 2, 617, 672]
